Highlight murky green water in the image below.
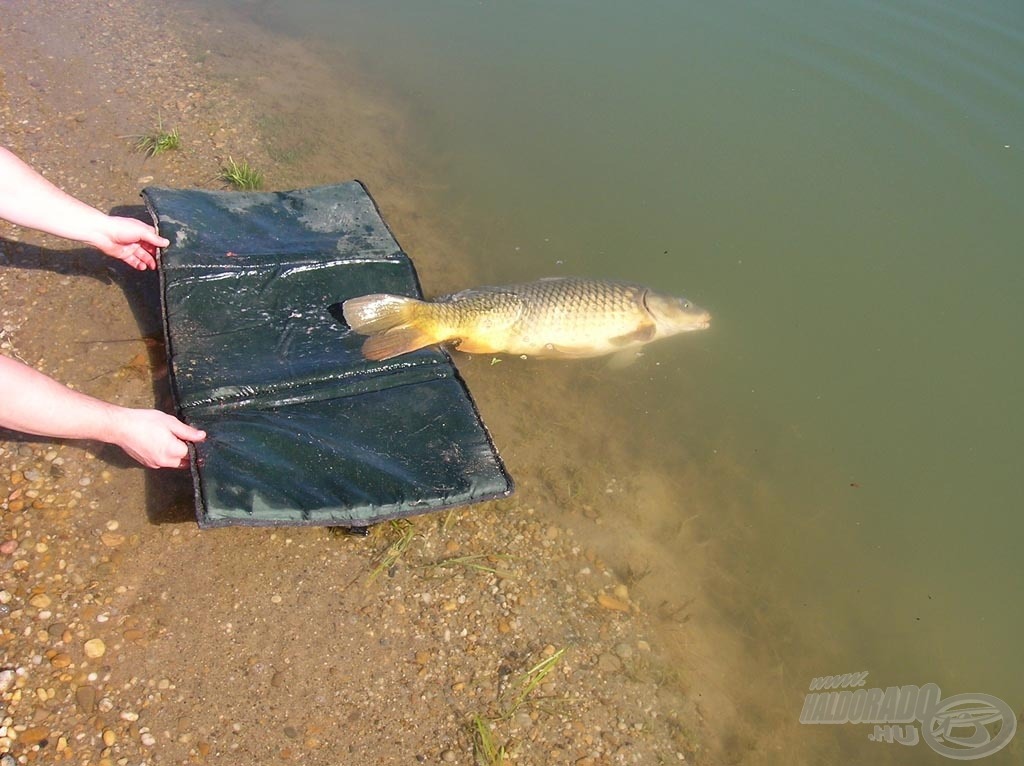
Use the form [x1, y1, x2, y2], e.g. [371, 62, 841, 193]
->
[187, 0, 1023, 761]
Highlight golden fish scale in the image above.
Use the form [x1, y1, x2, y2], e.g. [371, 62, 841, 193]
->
[431, 278, 649, 354]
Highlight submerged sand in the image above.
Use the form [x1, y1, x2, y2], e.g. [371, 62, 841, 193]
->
[0, 1, 831, 764]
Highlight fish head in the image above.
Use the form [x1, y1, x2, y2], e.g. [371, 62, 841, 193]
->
[642, 290, 711, 335]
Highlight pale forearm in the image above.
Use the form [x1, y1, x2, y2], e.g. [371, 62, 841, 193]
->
[0, 354, 118, 442]
[0, 147, 111, 247]
[0, 355, 206, 468]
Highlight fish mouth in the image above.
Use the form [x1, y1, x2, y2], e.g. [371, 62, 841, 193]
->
[643, 290, 712, 331]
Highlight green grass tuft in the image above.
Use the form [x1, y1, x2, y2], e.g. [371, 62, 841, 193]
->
[366, 520, 417, 583]
[471, 715, 506, 766]
[500, 648, 565, 718]
[422, 554, 515, 579]
[219, 156, 264, 190]
[135, 124, 181, 157]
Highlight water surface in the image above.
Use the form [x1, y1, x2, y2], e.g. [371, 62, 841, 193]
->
[183, 1, 1024, 761]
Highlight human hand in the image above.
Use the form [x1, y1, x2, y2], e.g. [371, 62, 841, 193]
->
[88, 216, 170, 271]
[110, 408, 206, 469]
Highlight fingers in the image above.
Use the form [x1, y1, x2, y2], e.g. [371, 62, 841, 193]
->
[124, 245, 157, 271]
[116, 410, 205, 469]
[102, 217, 168, 270]
[140, 228, 170, 250]
[170, 419, 206, 443]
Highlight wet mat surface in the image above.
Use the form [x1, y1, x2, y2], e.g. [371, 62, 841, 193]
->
[144, 182, 512, 527]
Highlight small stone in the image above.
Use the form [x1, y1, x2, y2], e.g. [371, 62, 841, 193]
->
[105, 520, 120, 531]
[597, 592, 630, 612]
[103, 729, 116, 746]
[84, 638, 106, 659]
[141, 732, 156, 747]
[29, 593, 52, 609]
[597, 653, 622, 673]
[100, 532, 125, 548]
[613, 642, 634, 660]
[19, 726, 49, 746]
[441, 750, 457, 763]
[50, 653, 72, 668]
[75, 685, 97, 712]
[0, 669, 15, 693]
[0, 540, 15, 555]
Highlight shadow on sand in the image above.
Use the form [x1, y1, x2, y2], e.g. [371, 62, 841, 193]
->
[0, 204, 195, 525]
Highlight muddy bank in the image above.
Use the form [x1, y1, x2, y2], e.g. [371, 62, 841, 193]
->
[0, 2, 718, 765]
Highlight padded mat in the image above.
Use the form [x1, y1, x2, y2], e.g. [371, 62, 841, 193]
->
[143, 182, 512, 527]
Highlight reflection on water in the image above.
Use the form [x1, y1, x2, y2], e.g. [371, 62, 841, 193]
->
[177, 0, 1023, 761]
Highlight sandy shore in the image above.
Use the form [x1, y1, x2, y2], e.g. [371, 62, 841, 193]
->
[0, 2, 732, 764]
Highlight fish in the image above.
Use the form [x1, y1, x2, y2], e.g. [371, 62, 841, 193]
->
[341, 276, 710, 361]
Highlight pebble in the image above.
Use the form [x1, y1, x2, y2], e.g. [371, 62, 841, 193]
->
[441, 750, 457, 762]
[29, 593, 52, 609]
[0, 669, 15, 693]
[50, 653, 72, 668]
[84, 638, 106, 659]
[597, 592, 630, 613]
[100, 532, 125, 548]
[0, 540, 18, 555]
[75, 685, 97, 712]
[597, 653, 622, 673]
[19, 726, 49, 746]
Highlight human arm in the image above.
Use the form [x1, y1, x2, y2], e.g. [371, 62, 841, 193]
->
[0, 146, 168, 270]
[0, 354, 205, 469]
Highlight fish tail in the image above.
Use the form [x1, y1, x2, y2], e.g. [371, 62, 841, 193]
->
[342, 293, 422, 334]
[341, 293, 439, 361]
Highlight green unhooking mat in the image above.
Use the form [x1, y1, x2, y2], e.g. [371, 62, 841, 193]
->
[142, 182, 512, 528]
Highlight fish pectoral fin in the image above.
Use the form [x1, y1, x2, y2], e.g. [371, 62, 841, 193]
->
[609, 323, 657, 346]
[361, 326, 438, 361]
[606, 349, 642, 369]
[452, 336, 502, 355]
